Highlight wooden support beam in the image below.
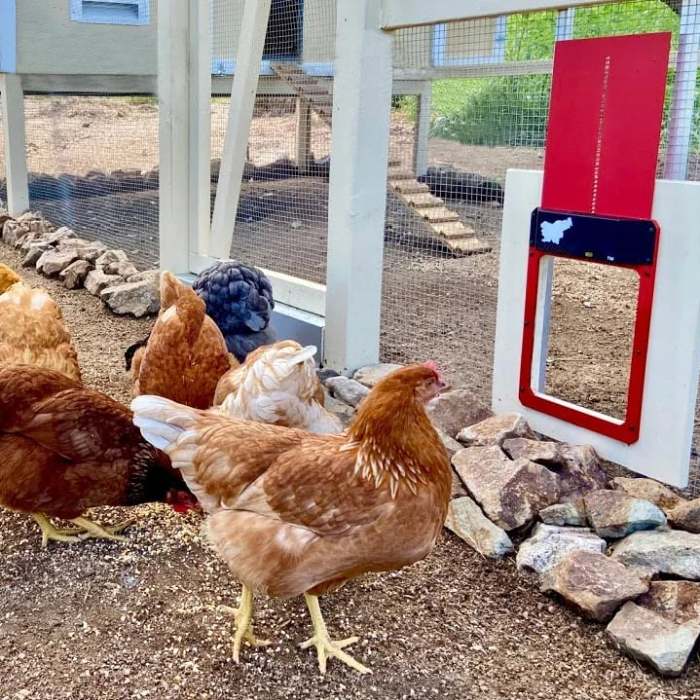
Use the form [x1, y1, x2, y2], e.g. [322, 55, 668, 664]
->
[157, 0, 211, 272]
[324, 0, 393, 372]
[414, 81, 432, 177]
[0, 73, 28, 215]
[210, 0, 272, 259]
[295, 97, 313, 174]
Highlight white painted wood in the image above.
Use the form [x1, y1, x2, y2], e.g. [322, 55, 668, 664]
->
[493, 170, 700, 487]
[21, 73, 156, 94]
[324, 0, 393, 373]
[157, 0, 210, 272]
[381, 0, 610, 29]
[0, 73, 28, 215]
[188, 253, 327, 316]
[664, 0, 700, 181]
[295, 97, 313, 174]
[0, 0, 17, 73]
[555, 7, 576, 40]
[209, 0, 272, 260]
[432, 15, 507, 66]
[414, 81, 432, 177]
[532, 257, 553, 392]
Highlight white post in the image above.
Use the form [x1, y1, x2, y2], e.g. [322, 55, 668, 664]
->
[295, 97, 313, 174]
[0, 73, 28, 216]
[210, 0, 272, 259]
[414, 81, 432, 177]
[664, 0, 699, 181]
[555, 7, 575, 40]
[324, 0, 393, 373]
[157, 0, 211, 272]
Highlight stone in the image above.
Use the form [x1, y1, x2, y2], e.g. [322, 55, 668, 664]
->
[436, 428, 462, 457]
[3, 217, 45, 246]
[126, 269, 161, 285]
[35, 249, 79, 276]
[540, 501, 588, 527]
[444, 497, 514, 559]
[502, 438, 560, 464]
[105, 260, 139, 278]
[22, 242, 51, 267]
[19, 231, 50, 253]
[317, 368, 340, 384]
[516, 523, 606, 575]
[100, 279, 160, 318]
[58, 237, 107, 263]
[540, 550, 649, 621]
[323, 393, 355, 428]
[667, 498, 700, 533]
[457, 413, 536, 447]
[60, 259, 92, 290]
[353, 363, 403, 388]
[612, 477, 684, 513]
[584, 490, 666, 539]
[426, 388, 492, 439]
[641, 581, 700, 628]
[607, 600, 700, 676]
[555, 444, 609, 500]
[95, 249, 128, 269]
[450, 469, 468, 499]
[612, 529, 700, 579]
[44, 226, 76, 246]
[85, 269, 123, 296]
[453, 446, 560, 530]
[325, 376, 370, 408]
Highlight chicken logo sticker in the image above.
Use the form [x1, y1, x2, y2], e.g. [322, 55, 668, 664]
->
[540, 217, 573, 245]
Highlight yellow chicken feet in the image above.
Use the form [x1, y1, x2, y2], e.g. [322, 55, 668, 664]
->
[220, 585, 271, 662]
[32, 513, 132, 547]
[300, 593, 371, 675]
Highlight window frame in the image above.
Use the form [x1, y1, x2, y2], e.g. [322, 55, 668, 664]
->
[69, 0, 150, 26]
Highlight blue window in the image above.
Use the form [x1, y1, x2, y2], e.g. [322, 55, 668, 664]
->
[70, 0, 150, 26]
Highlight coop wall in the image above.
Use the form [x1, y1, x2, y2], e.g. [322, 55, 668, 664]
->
[14, 0, 157, 76]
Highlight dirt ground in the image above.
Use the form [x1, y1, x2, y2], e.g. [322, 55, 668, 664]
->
[1, 243, 699, 700]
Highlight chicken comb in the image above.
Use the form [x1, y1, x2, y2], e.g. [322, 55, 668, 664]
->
[422, 360, 441, 376]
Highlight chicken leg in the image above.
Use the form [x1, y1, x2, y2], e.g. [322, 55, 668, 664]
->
[300, 593, 371, 675]
[32, 513, 132, 547]
[220, 584, 271, 662]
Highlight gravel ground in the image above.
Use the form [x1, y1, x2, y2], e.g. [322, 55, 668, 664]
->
[1, 245, 700, 700]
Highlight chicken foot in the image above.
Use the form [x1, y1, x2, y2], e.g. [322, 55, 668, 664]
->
[220, 585, 271, 662]
[300, 593, 371, 675]
[32, 513, 132, 547]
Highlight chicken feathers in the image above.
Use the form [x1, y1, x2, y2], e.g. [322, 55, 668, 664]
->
[0, 273, 81, 382]
[213, 340, 342, 434]
[131, 272, 236, 409]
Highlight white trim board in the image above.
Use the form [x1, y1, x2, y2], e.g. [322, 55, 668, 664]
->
[492, 170, 700, 488]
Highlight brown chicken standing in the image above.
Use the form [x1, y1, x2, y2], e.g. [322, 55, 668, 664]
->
[0, 365, 195, 546]
[132, 362, 450, 674]
[130, 271, 235, 408]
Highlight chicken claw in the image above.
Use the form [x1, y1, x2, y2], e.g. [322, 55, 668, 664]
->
[32, 513, 132, 547]
[70, 516, 132, 542]
[300, 594, 371, 675]
[220, 585, 271, 662]
[33, 513, 85, 547]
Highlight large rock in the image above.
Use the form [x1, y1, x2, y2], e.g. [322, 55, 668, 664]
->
[502, 438, 560, 464]
[127, 269, 161, 285]
[584, 490, 666, 539]
[22, 241, 51, 268]
[105, 260, 139, 278]
[323, 393, 355, 428]
[607, 588, 700, 677]
[95, 249, 128, 269]
[85, 269, 123, 296]
[353, 363, 403, 388]
[444, 496, 514, 559]
[540, 501, 588, 527]
[516, 523, 606, 575]
[58, 237, 107, 264]
[325, 376, 369, 408]
[667, 498, 700, 534]
[60, 259, 92, 290]
[426, 388, 492, 439]
[612, 529, 700, 579]
[35, 248, 79, 276]
[19, 231, 50, 253]
[100, 279, 160, 318]
[44, 226, 76, 246]
[2, 215, 46, 246]
[555, 444, 609, 500]
[453, 446, 560, 530]
[540, 550, 649, 621]
[457, 413, 536, 447]
[612, 477, 684, 513]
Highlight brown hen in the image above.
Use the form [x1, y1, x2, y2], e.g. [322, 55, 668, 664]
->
[132, 363, 450, 674]
[0, 365, 194, 546]
[131, 271, 236, 408]
[0, 267, 81, 382]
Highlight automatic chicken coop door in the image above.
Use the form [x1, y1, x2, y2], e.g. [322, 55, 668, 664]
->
[493, 32, 700, 487]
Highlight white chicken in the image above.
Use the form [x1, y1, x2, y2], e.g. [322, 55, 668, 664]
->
[213, 340, 343, 434]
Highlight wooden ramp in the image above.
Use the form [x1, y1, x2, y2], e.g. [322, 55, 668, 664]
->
[271, 63, 492, 256]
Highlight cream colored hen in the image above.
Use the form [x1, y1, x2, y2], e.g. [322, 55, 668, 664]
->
[0, 264, 81, 382]
[213, 340, 342, 434]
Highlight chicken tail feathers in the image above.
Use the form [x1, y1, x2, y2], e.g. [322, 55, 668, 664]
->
[131, 395, 200, 453]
